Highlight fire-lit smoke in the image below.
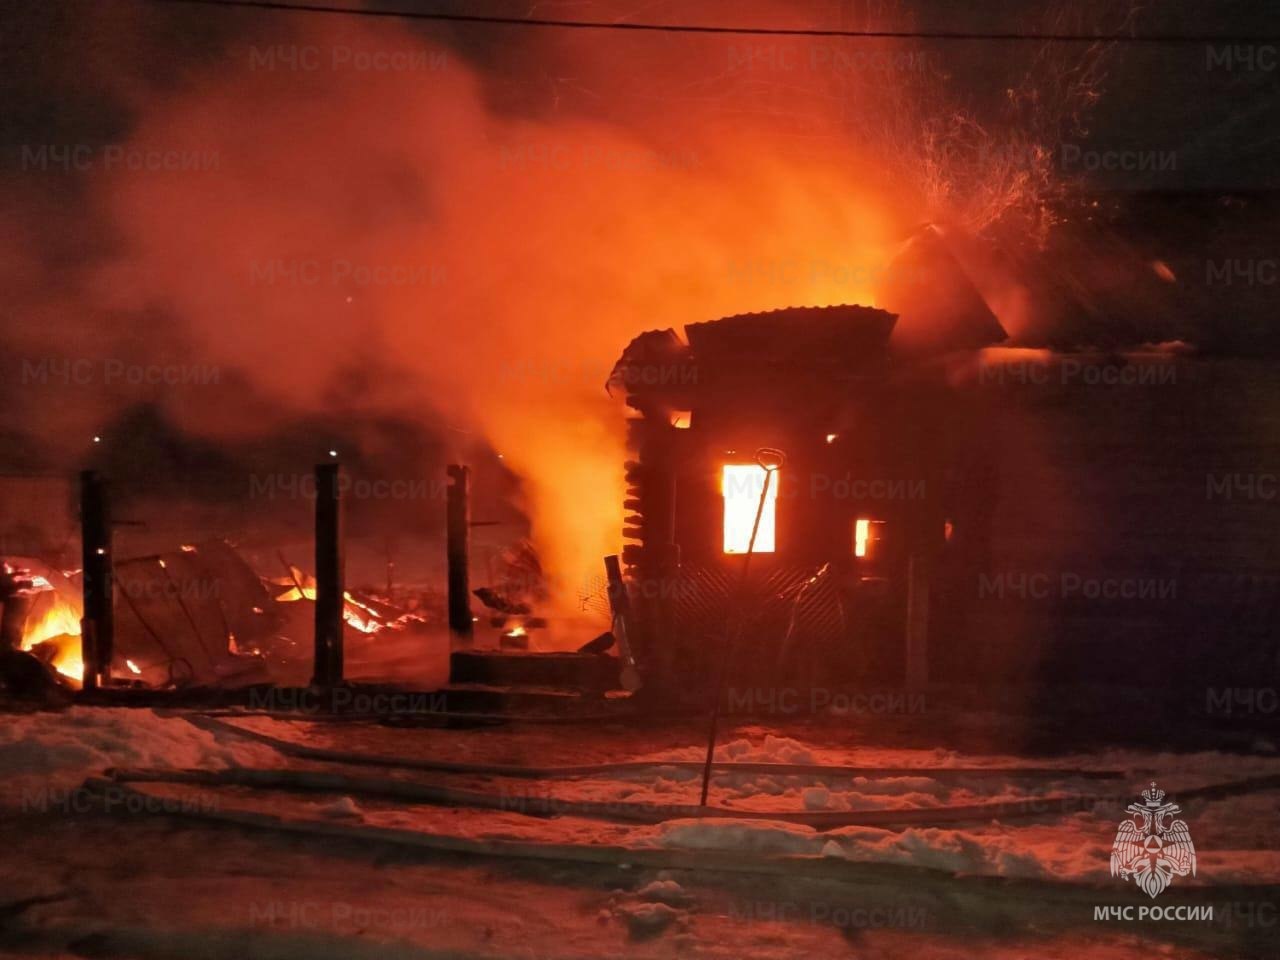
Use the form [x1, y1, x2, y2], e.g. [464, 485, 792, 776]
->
[1, 3, 1118, 630]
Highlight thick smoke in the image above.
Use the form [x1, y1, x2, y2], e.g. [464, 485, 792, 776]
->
[5, 11, 919, 620]
[4, 3, 1128, 627]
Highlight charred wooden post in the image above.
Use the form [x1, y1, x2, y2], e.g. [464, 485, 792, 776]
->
[0, 593, 29, 651]
[604, 554, 641, 690]
[648, 447, 680, 675]
[620, 411, 684, 680]
[312, 462, 344, 686]
[446, 464, 472, 643]
[79, 470, 113, 689]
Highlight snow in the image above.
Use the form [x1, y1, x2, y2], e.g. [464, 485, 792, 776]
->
[719, 734, 816, 765]
[316, 795, 364, 819]
[820, 839, 845, 858]
[615, 900, 682, 939]
[521, 733, 1271, 884]
[16, 710, 1277, 889]
[175, 716, 1280, 886]
[828, 825, 1055, 878]
[609, 877, 693, 940]
[654, 818, 822, 856]
[635, 878, 691, 906]
[801, 786, 830, 809]
[0, 707, 278, 807]
[648, 817, 1080, 878]
[647, 797, 1280, 885]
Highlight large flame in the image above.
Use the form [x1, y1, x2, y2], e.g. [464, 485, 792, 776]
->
[19, 585, 83, 684]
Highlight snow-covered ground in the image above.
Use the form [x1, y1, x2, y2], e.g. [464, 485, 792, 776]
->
[4, 709, 1277, 886]
[0, 706, 277, 807]
[1, 707, 1276, 958]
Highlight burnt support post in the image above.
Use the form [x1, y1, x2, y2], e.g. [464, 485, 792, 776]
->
[79, 470, 114, 690]
[650, 463, 679, 684]
[0, 590, 30, 651]
[605, 554, 641, 691]
[312, 462, 344, 687]
[446, 465, 472, 643]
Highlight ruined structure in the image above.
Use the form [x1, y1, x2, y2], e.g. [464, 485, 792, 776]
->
[606, 227, 1280, 696]
[608, 303, 1001, 693]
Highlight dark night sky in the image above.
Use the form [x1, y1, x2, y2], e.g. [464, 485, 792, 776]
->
[2, 1, 1278, 189]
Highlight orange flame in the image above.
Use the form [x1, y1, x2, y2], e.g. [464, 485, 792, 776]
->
[271, 571, 382, 634]
[19, 594, 83, 684]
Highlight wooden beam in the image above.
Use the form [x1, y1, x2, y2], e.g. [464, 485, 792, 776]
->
[79, 470, 114, 689]
[312, 462, 344, 686]
[446, 465, 473, 643]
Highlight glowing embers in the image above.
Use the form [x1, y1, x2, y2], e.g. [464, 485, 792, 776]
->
[721, 464, 778, 554]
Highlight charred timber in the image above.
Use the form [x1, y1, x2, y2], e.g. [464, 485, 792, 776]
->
[312, 462, 345, 687]
[79, 470, 113, 689]
[446, 465, 473, 642]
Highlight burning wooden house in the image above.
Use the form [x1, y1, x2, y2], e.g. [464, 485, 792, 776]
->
[606, 228, 1280, 696]
[607, 300, 1002, 693]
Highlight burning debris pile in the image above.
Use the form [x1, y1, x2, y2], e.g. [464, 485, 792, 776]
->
[468, 539, 558, 649]
[1, 541, 447, 695]
[270, 561, 414, 636]
[4, 560, 82, 690]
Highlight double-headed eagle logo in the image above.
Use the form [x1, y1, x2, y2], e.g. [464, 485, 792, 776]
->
[1110, 781, 1197, 899]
